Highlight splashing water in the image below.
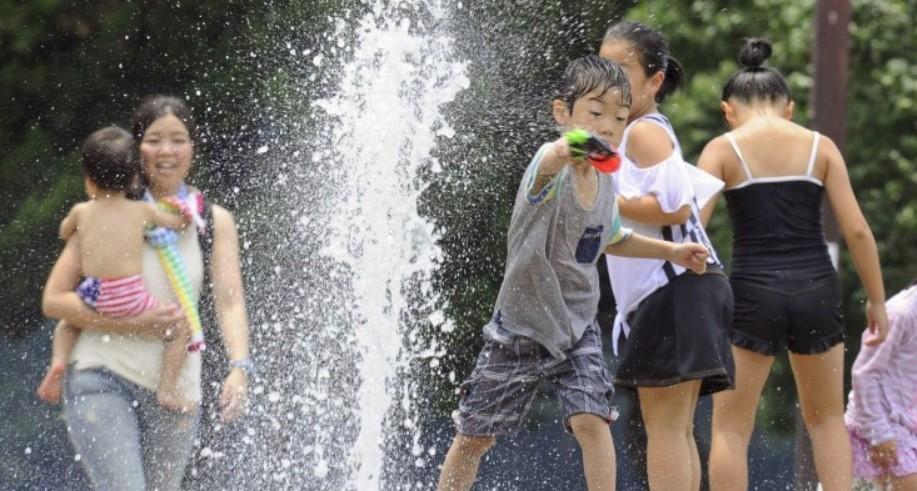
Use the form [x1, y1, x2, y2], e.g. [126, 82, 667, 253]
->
[311, 2, 467, 488]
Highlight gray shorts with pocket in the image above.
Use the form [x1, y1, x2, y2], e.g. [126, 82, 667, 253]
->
[453, 320, 615, 437]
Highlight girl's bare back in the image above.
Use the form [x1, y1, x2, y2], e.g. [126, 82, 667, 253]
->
[721, 118, 827, 189]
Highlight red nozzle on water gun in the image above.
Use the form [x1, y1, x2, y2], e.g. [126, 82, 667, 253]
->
[564, 129, 622, 174]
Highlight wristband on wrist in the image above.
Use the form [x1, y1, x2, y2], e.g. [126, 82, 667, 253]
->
[229, 357, 256, 377]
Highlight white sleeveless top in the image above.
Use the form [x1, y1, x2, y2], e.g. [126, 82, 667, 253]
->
[605, 113, 724, 353]
[70, 225, 204, 402]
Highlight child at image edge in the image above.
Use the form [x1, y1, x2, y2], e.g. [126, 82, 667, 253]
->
[846, 280, 917, 491]
[37, 126, 196, 412]
[436, 55, 710, 491]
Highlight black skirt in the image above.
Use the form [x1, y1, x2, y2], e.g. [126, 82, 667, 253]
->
[614, 270, 735, 395]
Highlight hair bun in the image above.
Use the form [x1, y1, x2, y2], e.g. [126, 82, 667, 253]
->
[738, 38, 772, 69]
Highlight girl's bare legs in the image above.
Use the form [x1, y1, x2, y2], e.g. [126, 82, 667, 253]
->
[569, 413, 617, 491]
[639, 379, 702, 491]
[437, 434, 495, 491]
[709, 347, 775, 490]
[789, 344, 851, 491]
[687, 386, 701, 491]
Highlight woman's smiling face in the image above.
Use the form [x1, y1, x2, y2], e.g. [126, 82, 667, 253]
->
[139, 113, 193, 194]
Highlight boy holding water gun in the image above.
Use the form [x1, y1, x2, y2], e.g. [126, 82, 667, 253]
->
[437, 55, 709, 491]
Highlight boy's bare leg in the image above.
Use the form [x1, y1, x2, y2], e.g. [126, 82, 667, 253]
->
[37, 321, 79, 404]
[437, 434, 495, 491]
[157, 324, 195, 413]
[639, 380, 702, 491]
[569, 413, 616, 491]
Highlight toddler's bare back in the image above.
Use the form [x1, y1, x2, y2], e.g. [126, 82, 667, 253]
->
[63, 198, 161, 278]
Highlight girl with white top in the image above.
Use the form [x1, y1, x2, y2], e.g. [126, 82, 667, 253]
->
[600, 21, 735, 490]
[698, 38, 888, 491]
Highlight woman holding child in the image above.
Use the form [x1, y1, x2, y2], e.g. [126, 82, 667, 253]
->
[40, 95, 252, 491]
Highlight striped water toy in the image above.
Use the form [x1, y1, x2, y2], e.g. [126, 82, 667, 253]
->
[146, 193, 206, 352]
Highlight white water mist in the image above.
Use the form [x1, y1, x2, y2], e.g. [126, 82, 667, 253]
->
[314, 2, 467, 488]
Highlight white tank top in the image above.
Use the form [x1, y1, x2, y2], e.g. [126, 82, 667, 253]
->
[605, 113, 723, 353]
[70, 225, 204, 402]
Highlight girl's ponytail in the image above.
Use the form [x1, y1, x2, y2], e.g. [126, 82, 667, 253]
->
[658, 55, 685, 103]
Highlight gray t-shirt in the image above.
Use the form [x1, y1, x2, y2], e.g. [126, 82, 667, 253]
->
[491, 143, 632, 358]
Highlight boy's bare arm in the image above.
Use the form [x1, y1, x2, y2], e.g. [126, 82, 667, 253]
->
[605, 233, 709, 274]
[530, 138, 573, 196]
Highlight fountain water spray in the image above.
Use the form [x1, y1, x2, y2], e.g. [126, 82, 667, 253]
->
[312, 2, 468, 488]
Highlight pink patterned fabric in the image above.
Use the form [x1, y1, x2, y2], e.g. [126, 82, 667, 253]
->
[846, 283, 917, 478]
[77, 275, 159, 317]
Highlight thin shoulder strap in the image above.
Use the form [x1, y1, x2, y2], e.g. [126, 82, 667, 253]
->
[724, 133, 754, 180]
[806, 131, 821, 177]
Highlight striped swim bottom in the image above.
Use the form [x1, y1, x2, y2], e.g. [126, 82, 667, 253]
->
[76, 275, 159, 317]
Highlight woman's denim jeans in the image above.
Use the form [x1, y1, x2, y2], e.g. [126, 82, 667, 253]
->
[63, 367, 199, 491]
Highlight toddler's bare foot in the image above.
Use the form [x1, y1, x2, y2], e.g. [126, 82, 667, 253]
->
[157, 387, 197, 414]
[37, 361, 66, 405]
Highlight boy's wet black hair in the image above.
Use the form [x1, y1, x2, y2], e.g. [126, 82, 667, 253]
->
[603, 21, 684, 103]
[81, 126, 138, 192]
[556, 54, 632, 111]
[721, 38, 791, 103]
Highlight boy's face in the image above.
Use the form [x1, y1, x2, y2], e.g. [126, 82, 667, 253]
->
[553, 87, 630, 148]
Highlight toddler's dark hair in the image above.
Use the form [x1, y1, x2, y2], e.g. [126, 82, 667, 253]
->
[81, 126, 137, 192]
[556, 54, 632, 110]
[721, 38, 790, 103]
[603, 21, 684, 103]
